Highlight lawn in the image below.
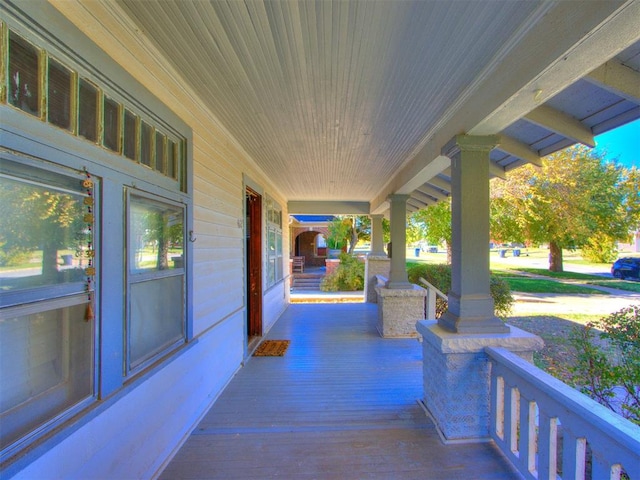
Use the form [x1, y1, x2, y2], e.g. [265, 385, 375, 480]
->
[491, 270, 609, 295]
[495, 266, 640, 293]
[506, 277, 608, 294]
[587, 280, 640, 293]
[509, 267, 603, 281]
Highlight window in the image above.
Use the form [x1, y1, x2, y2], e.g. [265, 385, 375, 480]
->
[266, 197, 283, 288]
[8, 30, 40, 117]
[3, 29, 186, 187]
[103, 95, 120, 152]
[0, 160, 96, 453]
[48, 58, 73, 131]
[1, 20, 191, 462]
[78, 79, 98, 142]
[123, 109, 138, 160]
[127, 192, 185, 372]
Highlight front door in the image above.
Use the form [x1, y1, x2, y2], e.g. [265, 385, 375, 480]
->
[246, 188, 262, 338]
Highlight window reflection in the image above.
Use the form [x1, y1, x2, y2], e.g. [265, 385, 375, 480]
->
[103, 96, 120, 152]
[8, 31, 40, 117]
[129, 195, 183, 272]
[0, 173, 88, 293]
[123, 109, 137, 160]
[48, 58, 72, 130]
[78, 79, 98, 142]
[140, 121, 152, 167]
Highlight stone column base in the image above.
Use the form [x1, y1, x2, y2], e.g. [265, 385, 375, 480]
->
[365, 255, 390, 303]
[416, 320, 543, 443]
[374, 285, 426, 337]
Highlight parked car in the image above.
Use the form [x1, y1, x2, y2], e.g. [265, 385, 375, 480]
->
[611, 257, 640, 280]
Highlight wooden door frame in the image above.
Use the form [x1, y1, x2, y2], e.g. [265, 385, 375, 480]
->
[246, 187, 262, 340]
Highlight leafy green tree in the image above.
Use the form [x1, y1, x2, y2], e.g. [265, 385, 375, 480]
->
[0, 178, 85, 281]
[410, 199, 452, 261]
[490, 147, 640, 271]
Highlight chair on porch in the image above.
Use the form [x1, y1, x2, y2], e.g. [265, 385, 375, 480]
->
[292, 256, 305, 273]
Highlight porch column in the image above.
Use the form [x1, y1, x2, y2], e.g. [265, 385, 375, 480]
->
[369, 214, 386, 256]
[364, 214, 390, 303]
[439, 135, 508, 334]
[417, 135, 542, 443]
[375, 194, 425, 337]
[386, 194, 412, 289]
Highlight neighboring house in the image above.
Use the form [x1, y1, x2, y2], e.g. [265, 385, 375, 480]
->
[618, 230, 640, 253]
[289, 215, 334, 266]
[1, 1, 639, 478]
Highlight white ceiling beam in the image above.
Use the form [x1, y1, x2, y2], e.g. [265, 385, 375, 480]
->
[586, 60, 640, 104]
[524, 104, 595, 148]
[375, 2, 633, 213]
[287, 201, 370, 215]
[395, 155, 451, 195]
[411, 190, 438, 205]
[415, 184, 448, 201]
[470, 1, 639, 136]
[370, 200, 390, 216]
[496, 135, 542, 167]
[406, 199, 425, 213]
[425, 176, 451, 193]
[489, 161, 506, 180]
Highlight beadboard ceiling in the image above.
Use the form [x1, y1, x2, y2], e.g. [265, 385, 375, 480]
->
[116, 0, 640, 212]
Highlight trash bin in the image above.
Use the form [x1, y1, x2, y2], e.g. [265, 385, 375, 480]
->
[513, 249, 520, 257]
[415, 247, 420, 257]
[499, 249, 507, 258]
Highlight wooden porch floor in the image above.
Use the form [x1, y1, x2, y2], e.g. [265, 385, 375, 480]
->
[159, 303, 520, 479]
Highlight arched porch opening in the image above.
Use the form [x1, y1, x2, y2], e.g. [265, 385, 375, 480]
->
[293, 229, 328, 267]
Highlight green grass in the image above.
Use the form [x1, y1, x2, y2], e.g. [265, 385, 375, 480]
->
[502, 276, 608, 294]
[587, 280, 640, 293]
[509, 267, 604, 281]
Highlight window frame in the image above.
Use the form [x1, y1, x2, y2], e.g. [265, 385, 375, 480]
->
[0, 6, 194, 466]
[265, 196, 284, 289]
[0, 155, 99, 459]
[125, 188, 187, 375]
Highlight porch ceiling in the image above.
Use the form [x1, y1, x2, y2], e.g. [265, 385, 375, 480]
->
[115, 0, 640, 213]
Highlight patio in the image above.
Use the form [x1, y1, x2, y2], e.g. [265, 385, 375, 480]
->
[159, 303, 519, 479]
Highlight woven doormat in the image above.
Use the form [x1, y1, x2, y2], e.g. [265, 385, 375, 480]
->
[253, 340, 290, 357]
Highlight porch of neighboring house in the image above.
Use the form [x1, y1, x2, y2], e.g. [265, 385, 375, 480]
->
[159, 302, 519, 479]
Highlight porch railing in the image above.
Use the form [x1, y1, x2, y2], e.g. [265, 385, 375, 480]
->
[418, 277, 447, 319]
[486, 346, 640, 480]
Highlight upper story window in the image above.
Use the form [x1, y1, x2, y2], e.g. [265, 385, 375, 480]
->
[3, 28, 186, 189]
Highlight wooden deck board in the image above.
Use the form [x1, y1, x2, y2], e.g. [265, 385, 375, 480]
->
[160, 303, 520, 479]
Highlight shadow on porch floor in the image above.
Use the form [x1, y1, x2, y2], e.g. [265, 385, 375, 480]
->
[159, 303, 520, 479]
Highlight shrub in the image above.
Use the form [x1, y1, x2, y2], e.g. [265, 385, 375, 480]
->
[407, 263, 513, 319]
[581, 234, 618, 263]
[320, 253, 364, 292]
[568, 305, 640, 425]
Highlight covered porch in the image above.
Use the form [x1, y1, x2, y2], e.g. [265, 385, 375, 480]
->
[160, 302, 519, 479]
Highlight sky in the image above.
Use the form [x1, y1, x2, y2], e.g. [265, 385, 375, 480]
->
[592, 117, 640, 168]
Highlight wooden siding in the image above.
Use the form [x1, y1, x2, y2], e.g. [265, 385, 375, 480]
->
[5, 3, 289, 477]
[48, 1, 290, 339]
[160, 303, 520, 479]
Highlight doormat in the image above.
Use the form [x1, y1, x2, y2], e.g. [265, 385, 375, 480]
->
[253, 340, 290, 357]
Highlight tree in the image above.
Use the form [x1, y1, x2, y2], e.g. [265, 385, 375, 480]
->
[411, 199, 452, 261]
[490, 146, 640, 272]
[0, 177, 85, 282]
